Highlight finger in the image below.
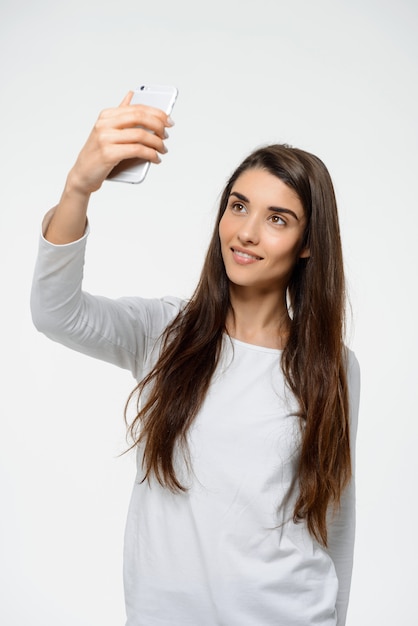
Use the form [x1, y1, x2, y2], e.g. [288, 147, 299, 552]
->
[104, 143, 163, 166]
[103, 102, 167, 122]
[99, 106, 169, 139]
[125, 104, 169, 126]
[130, 104, 174, 128]
[111, 127, 168, 154]
[99, 127, 167, 160]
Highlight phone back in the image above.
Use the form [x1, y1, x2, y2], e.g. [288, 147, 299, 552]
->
[107, 84, 178, 184]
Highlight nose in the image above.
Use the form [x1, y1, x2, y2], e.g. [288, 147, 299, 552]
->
[237, 215, 260, 245]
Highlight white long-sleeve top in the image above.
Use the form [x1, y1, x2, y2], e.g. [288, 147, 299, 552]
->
[31, 226, 360, 626]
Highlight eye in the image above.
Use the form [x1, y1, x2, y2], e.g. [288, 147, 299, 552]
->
[269, 214, 286, 226]
[231, 202, 247, 214]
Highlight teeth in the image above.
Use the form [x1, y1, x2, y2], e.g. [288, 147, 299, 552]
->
[233, 249, 260, 260]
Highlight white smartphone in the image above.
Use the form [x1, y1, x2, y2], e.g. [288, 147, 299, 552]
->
[107, 84, 178, 184]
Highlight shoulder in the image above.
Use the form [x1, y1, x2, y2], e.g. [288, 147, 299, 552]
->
[344, 347, 361, 431]
[345, 347, 360, 383]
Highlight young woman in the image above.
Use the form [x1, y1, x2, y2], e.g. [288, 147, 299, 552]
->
[31, 93, 360, 626]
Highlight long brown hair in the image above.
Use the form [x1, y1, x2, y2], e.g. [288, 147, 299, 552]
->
[125, 144, 351, 546]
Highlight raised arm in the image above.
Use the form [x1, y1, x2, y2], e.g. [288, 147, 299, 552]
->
[31, 94, 177, 380]
[45, 92, 172, 244]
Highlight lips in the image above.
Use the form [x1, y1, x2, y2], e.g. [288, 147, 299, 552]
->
[231, 247, 263, 263]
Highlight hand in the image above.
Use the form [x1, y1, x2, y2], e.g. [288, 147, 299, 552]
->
[67, 92, 172, 195]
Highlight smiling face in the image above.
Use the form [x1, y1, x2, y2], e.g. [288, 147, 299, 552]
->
[219, 168, 309, 296]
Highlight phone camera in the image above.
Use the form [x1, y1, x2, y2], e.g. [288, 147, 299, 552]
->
[140, 85, 145, 91]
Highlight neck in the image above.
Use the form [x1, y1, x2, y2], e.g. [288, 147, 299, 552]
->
[226, 285, 290, 349]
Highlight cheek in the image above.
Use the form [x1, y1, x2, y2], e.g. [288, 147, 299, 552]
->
[268, 236, 303, 267]
[218, 215, 231, 245]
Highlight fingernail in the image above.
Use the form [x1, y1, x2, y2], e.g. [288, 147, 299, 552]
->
[162, 143, 168, 154]
[163, 129, 169, 139]
[166, 117, 175, 127]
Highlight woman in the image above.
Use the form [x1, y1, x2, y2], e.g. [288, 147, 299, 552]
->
[31, 93, 360, 626]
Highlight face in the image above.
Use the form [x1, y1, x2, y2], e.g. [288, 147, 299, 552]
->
[219, 168, 309, 296]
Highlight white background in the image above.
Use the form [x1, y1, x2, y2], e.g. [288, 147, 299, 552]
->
[1, 0, 417, 624]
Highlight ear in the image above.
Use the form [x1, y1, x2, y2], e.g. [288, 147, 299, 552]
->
[299, 246, 310, 259]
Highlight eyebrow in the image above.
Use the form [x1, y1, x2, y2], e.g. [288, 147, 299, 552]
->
[229, 191, 300, 221]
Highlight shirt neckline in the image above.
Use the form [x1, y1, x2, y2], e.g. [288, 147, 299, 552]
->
[226, 334, 283, 355]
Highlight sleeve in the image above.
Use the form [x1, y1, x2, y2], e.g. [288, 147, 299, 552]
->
[326, 350, 361, 626]
[30, 221, 183, 382]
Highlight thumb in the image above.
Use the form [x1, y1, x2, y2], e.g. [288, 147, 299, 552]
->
[118, 91, 134, 107]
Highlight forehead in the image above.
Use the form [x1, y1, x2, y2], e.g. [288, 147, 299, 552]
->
[231, 168, 304, 216]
